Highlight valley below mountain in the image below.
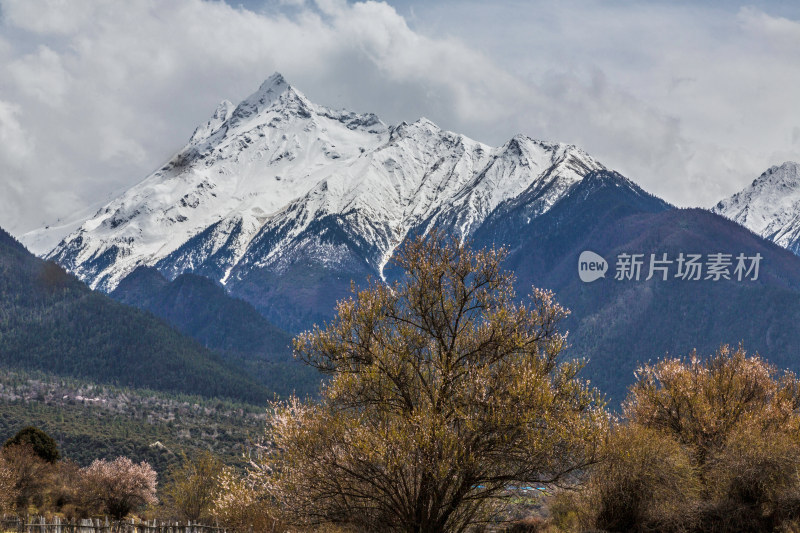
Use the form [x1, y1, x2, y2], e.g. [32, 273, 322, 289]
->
[0, 368, 265, 475]
[19, 74, 800, 405]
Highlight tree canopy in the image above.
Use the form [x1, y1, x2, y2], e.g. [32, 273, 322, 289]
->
[4, 426, 60, 463]
[162, 451, 223, 522]
[261, 233, 607, 532]
[80, 457, 158, 521]
[583, 345, 800, 532]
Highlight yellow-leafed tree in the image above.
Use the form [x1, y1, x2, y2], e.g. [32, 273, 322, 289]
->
[162, 451, 223, 522]
[261, 233, 607, 532]
[584, 345, 800, 532]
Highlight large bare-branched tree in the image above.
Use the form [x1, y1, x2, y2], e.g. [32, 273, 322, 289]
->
[262, 233, 607, 532]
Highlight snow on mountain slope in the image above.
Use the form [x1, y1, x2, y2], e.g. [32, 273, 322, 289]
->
[713, 162, 800, 255]
[46, 73, 605, 292]
[21, 198, 111, 256]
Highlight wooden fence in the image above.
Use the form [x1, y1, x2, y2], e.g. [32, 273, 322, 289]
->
[0, 516, 230, 533]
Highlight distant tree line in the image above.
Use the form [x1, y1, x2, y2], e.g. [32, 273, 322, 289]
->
[0, 427, 230, 526]
[0, 426, 156, 521]
[0, 371, 268, 477]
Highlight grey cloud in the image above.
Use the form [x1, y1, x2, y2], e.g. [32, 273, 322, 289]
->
[409, 0, 800, 208]
[0, 0, 798, 239]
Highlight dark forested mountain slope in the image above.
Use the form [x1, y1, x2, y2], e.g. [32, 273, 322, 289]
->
[473, 171, 800, 403]
[110, 267, 319, 397]
[0, 228, 273, 403]
[111, 267, 292, 359]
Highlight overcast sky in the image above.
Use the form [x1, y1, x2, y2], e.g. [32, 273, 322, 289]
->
[1, 0, 799, 241]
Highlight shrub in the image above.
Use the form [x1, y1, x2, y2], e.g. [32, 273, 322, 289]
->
[583, 425, 700, 532]
[211, 467, 281, 532]
[624, 345, 800, 468]
[0, 454, 16, 514]
[80, 457, 158, 521]
[4, 426, 60, 463]
[701, 425, 800, 531]
[583, 345, 800, 532]
[162, 451, 223, 522]
[50, 460, 86, 520]
[1, 444, 52, 515]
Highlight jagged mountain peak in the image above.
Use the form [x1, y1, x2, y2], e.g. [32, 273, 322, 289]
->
[189, 99, 235, 143]
[228, 73, 311, 127]
[750, 161, 800, 188]
[561, 169, 672, 212]
[44, 75, 610, 294]
[258, 71, 288, 93]
[388, 117, 444, 142]
[241, 72, 296, 111]
[580, 168, 644, 190]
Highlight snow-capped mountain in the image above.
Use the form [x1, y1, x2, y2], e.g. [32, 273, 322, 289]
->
[46, 73, 605, 303]
[713, 162, 800, 255]
[32, 75, 800, 403]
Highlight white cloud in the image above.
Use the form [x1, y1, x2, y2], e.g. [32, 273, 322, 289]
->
[1, 0, 97, 34]
[0, 99, 38, 233]
[0, 0, 531, 236]
[408, 0, 800, 207]
[0, 0, 797, 238]
[739, 6, 800, 49]
[7, 45, 71, 105]
[0, 100, 33, 165]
